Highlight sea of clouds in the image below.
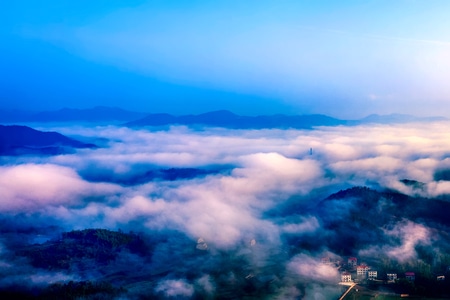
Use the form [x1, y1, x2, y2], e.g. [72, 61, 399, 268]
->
[1, 121, 450, 298]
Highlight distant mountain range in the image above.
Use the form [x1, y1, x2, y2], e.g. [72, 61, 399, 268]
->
[125, 110, 448, 129]
[124, 110, 347, 129]
[0, 106, 447, 128]
[0, 125, 96, 156]
[358, 113, 447, 124]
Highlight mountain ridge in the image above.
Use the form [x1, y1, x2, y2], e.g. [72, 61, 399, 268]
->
[125, 110, 348, 129]
[0, 107, 447, 128]
[125, 110, 448, 129]
[0, 125, 96, 156]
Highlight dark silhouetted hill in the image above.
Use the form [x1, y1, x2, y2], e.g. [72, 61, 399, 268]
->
[19, 229, 148, 269]
[0, 125, 96, 155]
[9, 188, 450, 299]
[315, 186, 450, 254]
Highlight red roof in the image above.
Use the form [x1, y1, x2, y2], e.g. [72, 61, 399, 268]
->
[357, 265, 369, 270]
[405, 272, 415, 276]
[348, 257, 357, 261]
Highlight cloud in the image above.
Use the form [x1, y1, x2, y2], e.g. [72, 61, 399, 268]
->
[155, 279, 194, 298]
[281, 216, 320, 234]
[384, 221, 432, 262]
[195, 275, 215, 295]
[3, 121, 450, 297]
[359, 220, 432, 263]
[0, 164, 119, 213]
[13, 121, 450, 245]
[287, 254, 339, 283]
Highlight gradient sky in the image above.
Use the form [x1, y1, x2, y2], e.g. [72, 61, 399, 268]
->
[1, 0, 450, 118]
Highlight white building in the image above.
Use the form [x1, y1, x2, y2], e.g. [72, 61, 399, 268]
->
[368, 270, 377, 280]
[357, 264, 370, 276]
[341, 272, 352, 282]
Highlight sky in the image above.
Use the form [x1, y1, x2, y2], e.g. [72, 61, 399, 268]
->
[1, 0, 450, 118]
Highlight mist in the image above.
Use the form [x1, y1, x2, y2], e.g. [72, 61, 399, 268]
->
[2, 121, 450, 298]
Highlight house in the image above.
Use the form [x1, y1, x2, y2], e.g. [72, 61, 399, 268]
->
[357, 264, 370, 276]
[437, 275, 445, 281]
[348, 257, 357, 267]
[368, 270, 377, 280]
[387, 273, 397, 282]
[405, 272, 415, 281]
[341, 272, 352, 282]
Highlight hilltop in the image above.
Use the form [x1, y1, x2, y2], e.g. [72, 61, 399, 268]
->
[0, 125, 96, 156]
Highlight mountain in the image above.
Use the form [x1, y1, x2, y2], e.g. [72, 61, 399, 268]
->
[1, 107, 447, 127]
[314, 186, 450, 255]
[125, 110, 449, 129]
[19, 229, 148, 269]
[8, 186, 450, 299]
[357, 113, 448, 124]
[0, 125, 96, 156]
[125, 110, 347, 129]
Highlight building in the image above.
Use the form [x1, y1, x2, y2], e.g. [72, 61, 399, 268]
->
[368, 270, 377, 280]
[348, 257, 357, 267]
[341, 272, 352, 282]
[357, 264, 370, 276]
[405, 272, 415, 281]
[437, 275, 445, 281]
[387, 273, 397, 282]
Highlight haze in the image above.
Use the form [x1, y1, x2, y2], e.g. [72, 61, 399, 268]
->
[2, 0, 450, 117]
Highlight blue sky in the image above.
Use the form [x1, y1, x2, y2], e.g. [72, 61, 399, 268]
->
[1, 0, 450, 117]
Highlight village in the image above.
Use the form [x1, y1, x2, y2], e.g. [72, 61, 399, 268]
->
[320, 256, 449, 299]
[332, 256, 421, 284]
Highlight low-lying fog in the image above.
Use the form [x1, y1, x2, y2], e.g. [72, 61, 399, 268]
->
[2, 122, 450, 299]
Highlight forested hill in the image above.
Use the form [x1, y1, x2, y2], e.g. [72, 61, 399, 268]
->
[0, 125, 96, 155]
[19, 229, 149, 270]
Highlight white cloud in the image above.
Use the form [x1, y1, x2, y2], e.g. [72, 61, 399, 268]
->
[4, 121, 450, 251]
[2, 121, 450, 297]
[155, 279, 194, 298]
[281, 216, 320, 234]
[0, 164, 119, 213]
[359, 220, 432, 263]
[287, 254, 339, 283]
